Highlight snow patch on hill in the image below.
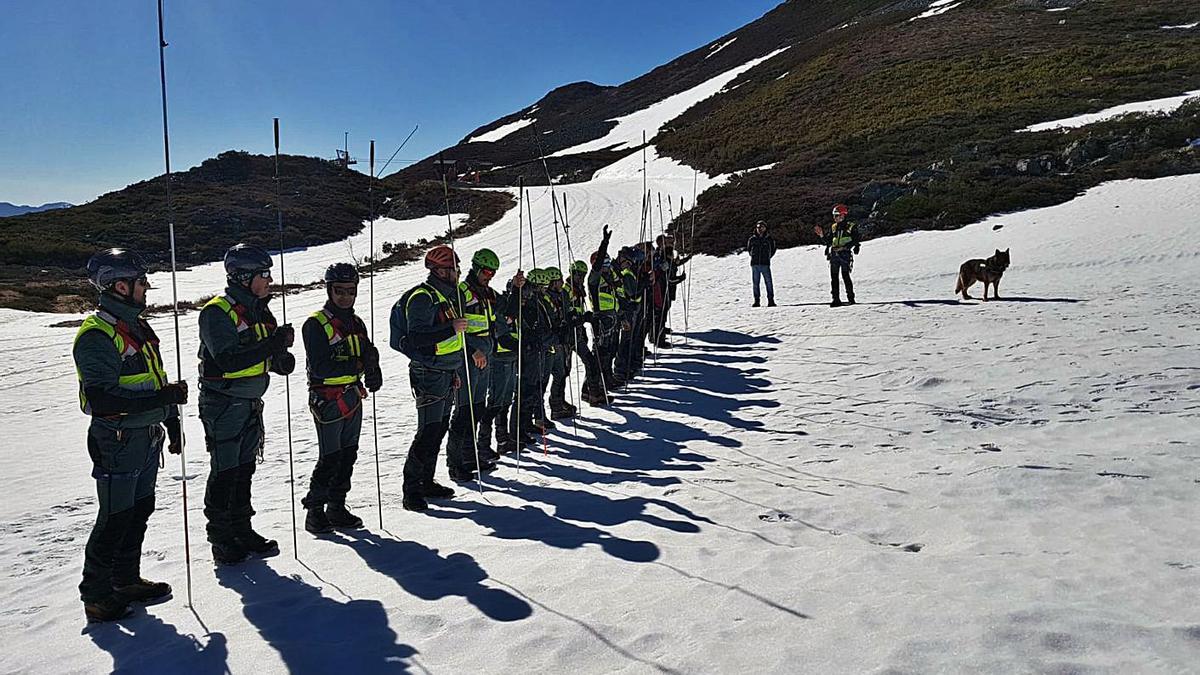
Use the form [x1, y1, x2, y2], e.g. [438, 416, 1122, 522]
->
[468, 117, 537, 144]
[1019, 89, 1200, 133]
[550, 47, 791, 157]
[910, 0, 962, 21]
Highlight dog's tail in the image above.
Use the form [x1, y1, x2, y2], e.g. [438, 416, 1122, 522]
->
[954, 272, 963, 295]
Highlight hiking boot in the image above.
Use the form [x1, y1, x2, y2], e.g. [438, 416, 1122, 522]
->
[211, 541, 248, 566]
[305, 508, 333, 534]
[113, 578, 172, 605]
[479, 460, 498, 474]
[517, 433, 537, 447]
[768, 299, 777, 307]
[326, 504, 363, 529]
[830, 299, 842, 308]
[448, 468, 477, 483]
[402, 495, 428, 512]
[752, 300, 761, 307]
[847, 297, 856, 305]
[420, 481, 455, 499]
[550, 407, 575, 420]
[237, 530, 280, 557]
[497, 439, 518, 455]
[84, 594, 132, 623]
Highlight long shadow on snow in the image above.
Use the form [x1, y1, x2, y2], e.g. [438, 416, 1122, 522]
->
[487, 472, 706, 534]
[86, 608, 229, 674]
[327, 529, 532, 622]
[425, 499, 660, 563]
[687, 328, 782, 346]
[216, 558, 416, 673]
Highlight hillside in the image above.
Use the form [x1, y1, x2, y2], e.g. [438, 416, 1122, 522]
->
[401, 0, 1200, 255]
[0, 202, 71, 218]
[0, 151, 511, 312]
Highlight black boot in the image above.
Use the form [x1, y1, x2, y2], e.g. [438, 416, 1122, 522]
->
[420, 481, 455, 499]
[211, 541, 248, 566]
[84, 594, 132, 623]
[326, 504, 364, 529]
[830, 299, 842, 307]
[237, 529, 280, 557]
[402, 495, 429, 512]
[752, 299, 761, 307]
[305, 508, 333, 534]
[113, 578, 172, 605]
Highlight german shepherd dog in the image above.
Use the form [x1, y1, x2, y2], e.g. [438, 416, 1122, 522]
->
[955, 249, 1010, 301]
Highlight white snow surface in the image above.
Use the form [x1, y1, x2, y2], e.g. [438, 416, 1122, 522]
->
[704, 37, 737, 59]
[1020, 89, 1200, 133]
[1162, 22, 1198, 29]
[2, 147, 1200, 672]
[910, 0, 962, 21]
[467, 116, 537, 144]
[147, 214, 461, 304]
[550, 47, 790, 157]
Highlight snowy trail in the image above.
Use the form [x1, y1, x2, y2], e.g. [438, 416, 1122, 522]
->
[1, 172, 1199, 673]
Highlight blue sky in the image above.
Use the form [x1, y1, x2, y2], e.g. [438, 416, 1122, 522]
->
[0, 0, 780, 206]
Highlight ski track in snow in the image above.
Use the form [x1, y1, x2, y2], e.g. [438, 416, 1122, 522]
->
[1, 156, 1199, 670]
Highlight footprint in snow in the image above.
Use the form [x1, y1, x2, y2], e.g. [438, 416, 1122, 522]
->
[758, 512, 793, 523]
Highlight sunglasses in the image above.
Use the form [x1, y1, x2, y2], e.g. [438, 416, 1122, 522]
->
[331, 286, 358, 297]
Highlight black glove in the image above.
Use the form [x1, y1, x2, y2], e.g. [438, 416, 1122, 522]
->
[164, 416, 184, 454]
[362, 343, 380, 369]
[272, 351, 296, 375]
[274, 324, 295, 350]
[158, 381, 189, 406]
[853, 244, 861, 255]
[365, 367, 383, 393]
[824, 247, 831, 260]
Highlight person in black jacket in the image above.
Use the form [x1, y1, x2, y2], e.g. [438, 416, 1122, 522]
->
[300, 263, 382, 535]
[747, 221, 777, 307]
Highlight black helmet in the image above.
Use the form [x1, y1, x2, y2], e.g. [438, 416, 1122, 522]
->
[324, 262, 359, 284]
[224, 243, 273, 283]
[86, 248, 148, 290]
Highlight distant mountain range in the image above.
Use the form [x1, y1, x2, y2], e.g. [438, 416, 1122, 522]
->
[0, 202, 71, 218]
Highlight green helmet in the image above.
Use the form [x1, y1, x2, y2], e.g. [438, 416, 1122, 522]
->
[570, 260, 587, 275]
[544, 266, 562, 282]
[528, 268, 547, 285]
[471, 248, 500, 271]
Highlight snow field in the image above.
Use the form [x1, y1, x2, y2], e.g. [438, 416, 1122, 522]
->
[1, 161, 1197, 672]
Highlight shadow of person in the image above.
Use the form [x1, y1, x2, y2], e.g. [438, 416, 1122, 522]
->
[327, 529, 532, 623]
[487, 472, 706, 535]
[426, 501, 661, 563]
[85, 607, 229, 674]
[215, 558, 416, 673]
[688, 329, 782, 346]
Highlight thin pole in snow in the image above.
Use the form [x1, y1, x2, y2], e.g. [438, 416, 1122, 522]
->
[274, 118, 299, 559]
[368, 139, 383, 529]
[156, 0, 192, 608]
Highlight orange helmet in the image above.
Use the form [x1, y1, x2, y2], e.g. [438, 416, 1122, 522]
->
[424, 245, 459, 270]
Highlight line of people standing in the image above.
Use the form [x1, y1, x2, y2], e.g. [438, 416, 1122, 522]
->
[71, 226, 690, 622]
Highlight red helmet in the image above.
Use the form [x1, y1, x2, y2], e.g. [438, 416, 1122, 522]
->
[832, 204, 849, 217]
[424, 245, 459, 270]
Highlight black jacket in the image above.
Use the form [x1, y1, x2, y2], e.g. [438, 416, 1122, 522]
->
[747, 234, 777, 266]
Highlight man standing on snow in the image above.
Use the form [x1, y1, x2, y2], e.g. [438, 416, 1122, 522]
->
[74, 248, 188, 622]
[198, 243, 295, 565]
[389, 245, 469, 511]
[823, 204, 862, 307]
[747, 220, 777, 307]
[300, 263, 382, 535]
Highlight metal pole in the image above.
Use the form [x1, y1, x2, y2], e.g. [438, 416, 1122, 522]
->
[274, 118, 299, 559]
[156, 0, 192, 607]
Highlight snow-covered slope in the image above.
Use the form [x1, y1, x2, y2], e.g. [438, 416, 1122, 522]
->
[1, 160, 1198, 672]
